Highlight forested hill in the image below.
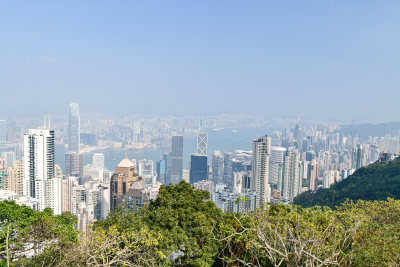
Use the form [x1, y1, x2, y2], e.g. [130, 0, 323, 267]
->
[293, 156, 400, 208]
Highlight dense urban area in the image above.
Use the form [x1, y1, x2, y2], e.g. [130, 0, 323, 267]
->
[1, 104, 400, 265]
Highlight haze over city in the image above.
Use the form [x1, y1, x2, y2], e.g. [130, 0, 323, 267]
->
[2, 1, 400, 122]
[2, 2, 400, 266]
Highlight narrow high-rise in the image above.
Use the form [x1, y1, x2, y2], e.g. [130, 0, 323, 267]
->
[170, 136, 183, 184]
[66, 103, 83, 182]
[24, 129, 61, 213]
[281, 147, 300, 203]
[212, 151, 224, 184]
[269, 146, 286, 189]
[252, 135, 271, 206]
[68, 103, 80, 152]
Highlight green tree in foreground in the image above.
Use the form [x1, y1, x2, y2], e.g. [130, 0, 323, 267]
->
[140, 181, 224, 266]
[0, 201, 77, 266]
[2, 182, 400, 266]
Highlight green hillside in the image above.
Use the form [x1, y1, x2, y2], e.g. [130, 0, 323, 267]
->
[294, 155, 400, 208]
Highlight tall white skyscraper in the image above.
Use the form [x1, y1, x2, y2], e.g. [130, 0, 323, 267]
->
[252, 135, 271, 206]
[281, 147, 300, 203]
[68, 103, 80, 152]
[23, 129, 61, 213]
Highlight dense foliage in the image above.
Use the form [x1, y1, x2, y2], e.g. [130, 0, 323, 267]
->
[294, 156, 400, 208]
[2, 181, 400, 266]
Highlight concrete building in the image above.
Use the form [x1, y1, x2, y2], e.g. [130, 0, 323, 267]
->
[269, 146, 286, 189]
[8, 160, 24, 195]
[110, 157, 139, 211]
[281, 147, 300, 203]
[24, 129, 59, 212]
[252, 135, 271, 206]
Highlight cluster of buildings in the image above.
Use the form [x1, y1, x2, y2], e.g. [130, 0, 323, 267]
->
[0, 104, 161, 232]
[1, 104, 400, 227]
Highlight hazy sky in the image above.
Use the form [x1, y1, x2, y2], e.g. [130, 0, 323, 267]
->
[1, 1, 400, 122]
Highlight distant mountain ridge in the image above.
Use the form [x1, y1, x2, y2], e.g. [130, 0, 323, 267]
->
[338, 121, 400, 141]
[293, 156, 400, 208]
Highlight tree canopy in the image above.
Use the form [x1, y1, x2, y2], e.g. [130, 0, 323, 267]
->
[294, 156, 400, 208]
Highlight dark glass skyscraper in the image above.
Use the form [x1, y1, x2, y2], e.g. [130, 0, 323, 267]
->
[189, 154, 207, 184]
[68, 103, 80, 152]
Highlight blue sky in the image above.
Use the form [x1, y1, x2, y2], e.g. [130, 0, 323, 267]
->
[1, 1, 400, 122]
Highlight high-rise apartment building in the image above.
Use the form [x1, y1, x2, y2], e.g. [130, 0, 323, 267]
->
[8, 160, 24, 195]
[170, 136, 183, 184]
[269, 146, 286, 188]
[62, 176, 79, 213]
[252, 135, 271, 206]
[23, 129, 61, 213]
[68, 103, 80, 152]
[281, 147, 300, 203]
[0, 168, 9, 190]
[308, 159, 318, 191]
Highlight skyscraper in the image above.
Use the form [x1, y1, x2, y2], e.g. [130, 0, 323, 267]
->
[223, 152, 233, 189]
[92, 153, 105, 169]
[352, 144, 366, 170]
[68, 103, 80, 152]
[189, 154, 208, 184]
[156, 159, 166, 184]
[308, 159, 318, 191]
[252, 135, 271, 206]
[65, 152, 83, 178]
[110, 157, 141, 211]
[66, 103, 83, 183]
[281, 147, 300, 203]
[24, 129, 61, 213]
[138, 159, 156, 188]
[197, 131, 208, 156]
[269, 146, 286, 188]
[170, 136, 183, 184]
[212, 151, 224, 184]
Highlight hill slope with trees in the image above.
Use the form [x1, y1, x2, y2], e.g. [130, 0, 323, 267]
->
[2, 181, 400, 266]
[294, 156, 400, 208]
